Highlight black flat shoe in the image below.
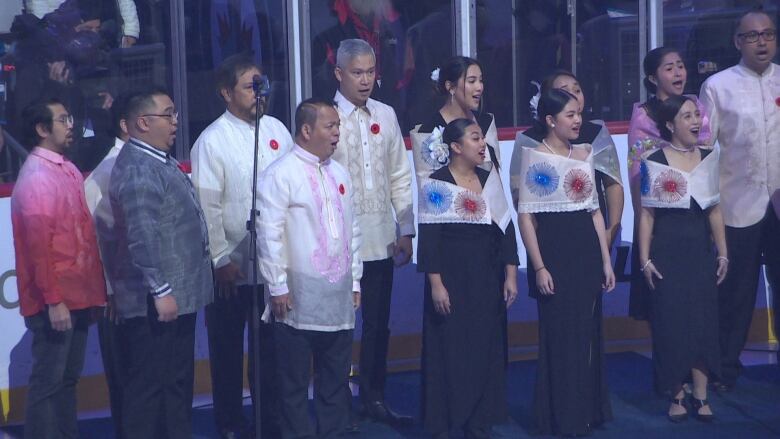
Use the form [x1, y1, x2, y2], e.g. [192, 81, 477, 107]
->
[667, 395, 689, 423]
[363, 400, 414, 425]
[691, 397, 715, 423]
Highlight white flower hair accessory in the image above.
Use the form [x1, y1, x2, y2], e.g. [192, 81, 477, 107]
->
[421, 126, 449, 169]
[529, 80, 541, 118]
[430, 67, 440, 82]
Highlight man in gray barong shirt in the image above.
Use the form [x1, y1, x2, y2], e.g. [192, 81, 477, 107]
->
[108, 87, 213, 439]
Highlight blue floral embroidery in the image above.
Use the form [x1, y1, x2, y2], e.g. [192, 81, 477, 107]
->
[422, 181, 453, 215]
[640, 161, 651, 196]
[525, 162, 559, 197]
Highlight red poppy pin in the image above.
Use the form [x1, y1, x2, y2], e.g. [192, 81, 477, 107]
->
[370, 123, 380, 134]
[270, 139, 279, 150]
[775, 97, 780, 107]
[177, 162, 191, 173]
[339, 183, 346, 195]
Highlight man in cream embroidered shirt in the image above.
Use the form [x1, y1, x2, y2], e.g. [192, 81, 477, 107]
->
[330, 39, 414, 423]
[700, 62, 780, 228]
[698, 10, 780, 388]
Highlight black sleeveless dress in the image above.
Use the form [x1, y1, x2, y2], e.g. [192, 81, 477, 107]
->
[646, 148, 720, 393]
[528, 208, 612, 435]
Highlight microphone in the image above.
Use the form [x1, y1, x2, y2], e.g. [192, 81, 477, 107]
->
[252, 74, 271, 97]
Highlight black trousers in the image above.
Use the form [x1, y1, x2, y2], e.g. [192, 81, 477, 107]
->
[97, 314, 125, 439]
[717, 207, 780, 385]
[765, 208, 780, 364]
[274, 323, 353, 439]
[23, 309, 89, 439]
[358, 258, 394, 405]
[205, 284, 279, 435]
[118, 309, 197, 439]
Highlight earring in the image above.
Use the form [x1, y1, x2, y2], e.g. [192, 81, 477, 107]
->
[551, 123, 555, 127]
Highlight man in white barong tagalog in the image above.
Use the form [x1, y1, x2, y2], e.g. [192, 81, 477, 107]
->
[191, 53, 293, 439]
[699, 8, 780, 390]
[257, 98, 362, 439]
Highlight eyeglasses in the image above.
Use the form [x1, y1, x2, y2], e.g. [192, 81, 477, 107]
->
[53, 114, 74, 127]
[737, 29, 777, 43]
[141, 112, 179, 122]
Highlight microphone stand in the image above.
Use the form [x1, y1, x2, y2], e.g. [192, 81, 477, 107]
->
[247, 82, 264, 439]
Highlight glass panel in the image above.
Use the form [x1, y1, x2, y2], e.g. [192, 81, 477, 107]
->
[184, 0, 291, 144]
[663, 1, 780, 95]
[478, 0, 573, 127]
[0, 0, 174, 180]
[576, 1, 640, 122]
[308, 0, 455, 132]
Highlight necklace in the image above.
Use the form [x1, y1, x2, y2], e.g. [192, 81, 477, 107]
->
[542, 139, 572, 159]
[668, 143, 696, 153]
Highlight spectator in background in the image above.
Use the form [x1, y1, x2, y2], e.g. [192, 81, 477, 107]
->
[25, 0, 140, 47]
[11, 0, 116, 171]
[311, 0, 406, 115]
[11, 98, 107, 439]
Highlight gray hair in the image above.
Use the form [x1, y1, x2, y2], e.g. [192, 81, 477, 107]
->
[336, 39, 376, 68]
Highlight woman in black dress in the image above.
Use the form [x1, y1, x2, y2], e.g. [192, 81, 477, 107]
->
[410, 56, 502, 184]
[511, 89, 616, 436]
[638, 95, 727, 422]
[518, 70, 624, 248]
[417, 119, 519, 439]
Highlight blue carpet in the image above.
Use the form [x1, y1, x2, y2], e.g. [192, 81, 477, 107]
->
[3, 352, 779, 438]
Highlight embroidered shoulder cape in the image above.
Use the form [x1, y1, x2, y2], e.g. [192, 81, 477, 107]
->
[418, 177, 492, 226]
[410, 115, 510, 230]
[511, 143, 599, 214]
[589, 119, 623, 185]
[640, 147, 720, 210]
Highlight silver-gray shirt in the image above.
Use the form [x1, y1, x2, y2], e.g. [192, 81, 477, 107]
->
[108, 139, 213, 319]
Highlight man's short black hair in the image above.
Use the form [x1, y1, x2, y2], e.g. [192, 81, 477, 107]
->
[215, 53, 260, 101]
[20, 98, 64, 149]
[294, 98, 335, 136]
[124, 86, 171, 120]
[111, 92, 131, 138]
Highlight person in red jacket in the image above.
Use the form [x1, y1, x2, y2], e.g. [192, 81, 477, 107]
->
[11, 97, 106, 439]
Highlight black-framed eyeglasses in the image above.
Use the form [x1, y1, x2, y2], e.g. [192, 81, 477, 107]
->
[141, 112, 179, 122]
[737, 29, 777, 43]
[53, 114, 74, 126]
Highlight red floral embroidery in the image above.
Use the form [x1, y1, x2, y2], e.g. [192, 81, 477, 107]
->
[653, 169, 688, 203]
[270, 139, 279, 150]
[339, 183, 346, 195]
[563, 168, 594, 202]
[775, 97, 780, 107]
[454, 191, 486, 222]
[370, 123, 380, 134]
